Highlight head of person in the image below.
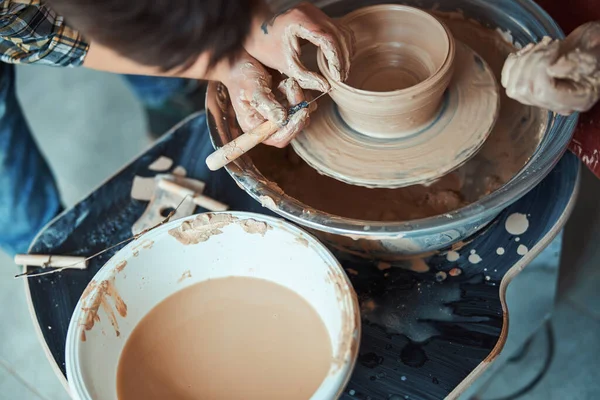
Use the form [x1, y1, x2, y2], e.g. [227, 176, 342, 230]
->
[44, 0, 264, 71]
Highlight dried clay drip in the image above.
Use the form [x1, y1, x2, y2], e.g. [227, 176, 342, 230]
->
[291, 5, 500, 189]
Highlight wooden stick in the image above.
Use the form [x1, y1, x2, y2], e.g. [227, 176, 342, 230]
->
[14, 254, 87, 269]
[158, 179, 229, 211]
[205, 120, 279, 171]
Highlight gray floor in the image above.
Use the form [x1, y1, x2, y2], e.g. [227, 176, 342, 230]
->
[1, 64, 599, 399]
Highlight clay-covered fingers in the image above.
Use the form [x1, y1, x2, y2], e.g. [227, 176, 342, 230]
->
[243, 3, 354, 94]
[225, 58, 288, 134]
[546, 52, 600, 113]
[264, 78, 310, 148]
[287, 46, 330, 92]
[280, 4, 354, 91]
[287, 21, 353, 87]
[502, 32, 600, 115]
[501, 37, 572, 113]
[247, 72, 287, 126]
[232, 97, 265, 133]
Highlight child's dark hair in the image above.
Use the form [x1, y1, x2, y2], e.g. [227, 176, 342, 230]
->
[45, 0, 261, 71]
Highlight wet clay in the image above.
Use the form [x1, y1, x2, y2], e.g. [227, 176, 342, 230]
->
[250, 13, 545, 221]
[116, 277, 332, 400]
[318, 5, 455, 137]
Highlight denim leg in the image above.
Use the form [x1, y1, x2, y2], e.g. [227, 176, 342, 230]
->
[0, 63, 60, 256]
[122, 75, 198, 108]
[123, 75, 205, 136]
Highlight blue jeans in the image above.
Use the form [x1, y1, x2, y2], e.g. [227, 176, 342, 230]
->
[0, 63, 195, 256]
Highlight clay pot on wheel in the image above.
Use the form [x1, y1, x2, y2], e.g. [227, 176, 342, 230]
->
[317, 5, 456, 138]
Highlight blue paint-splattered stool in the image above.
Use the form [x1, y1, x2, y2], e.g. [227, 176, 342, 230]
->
[23, 112, 579, 399]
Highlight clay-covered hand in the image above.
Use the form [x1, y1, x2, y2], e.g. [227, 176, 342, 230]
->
[244, 2, 355, 92]
[216, 52, 309, 148]
[501, 22, 600, 115]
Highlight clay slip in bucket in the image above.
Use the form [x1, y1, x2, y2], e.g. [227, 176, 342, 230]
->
[318, 5, 456, 138]
[65, 212, 360, 400]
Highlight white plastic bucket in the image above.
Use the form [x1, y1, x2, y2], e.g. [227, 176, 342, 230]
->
[65, 212, 360, 400]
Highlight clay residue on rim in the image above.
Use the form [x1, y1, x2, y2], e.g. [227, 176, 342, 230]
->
[79, 277, 128, 341]
[115, 261, 127, 273]
[239, 219, 272, 236]
[169, 214, 276, 244]
[177, 270, 192, 283]
[169, 214, 239, 245]
[295, 236, 309, 247]
[132, 240, 154, 252]
[326, 268, 360, 372]
[259, 195, 278, 210]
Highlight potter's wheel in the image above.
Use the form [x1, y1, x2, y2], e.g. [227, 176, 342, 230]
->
[292, 41, 500, 189]
[207, 0, 574, 259]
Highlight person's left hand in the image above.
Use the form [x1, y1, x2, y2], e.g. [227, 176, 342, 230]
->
[213, 51, 310, 148]
[244, 2, 355, 93]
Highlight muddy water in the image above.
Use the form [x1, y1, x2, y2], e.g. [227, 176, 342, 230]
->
[117, 277, 332, 400]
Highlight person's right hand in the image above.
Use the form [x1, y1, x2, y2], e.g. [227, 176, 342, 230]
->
[244, 2, 355, 93]
[212, 51, 310, 148]
[501, 22, 600, 115]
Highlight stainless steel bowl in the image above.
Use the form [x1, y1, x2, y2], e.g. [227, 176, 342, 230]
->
[206, 0, 578, 260]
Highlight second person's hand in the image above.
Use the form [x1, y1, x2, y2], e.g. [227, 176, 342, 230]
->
[501, 22, 600, 115]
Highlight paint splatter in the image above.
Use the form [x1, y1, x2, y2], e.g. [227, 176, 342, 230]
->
[361, 299, 377, 313]
[435, 271, 447, 282]
[407, 258, 429, 273]
[515, 237, 520, 242]
[377, 261, 392, 271]
[468, 249, 482, 264]
[448, 268, 462, 277]
[446, 251, 459, 262]
[517, 244, 529, 255]
[505, 213, 529, 235]
[496, 247, 505, 255]
[485, 276, 491, 281]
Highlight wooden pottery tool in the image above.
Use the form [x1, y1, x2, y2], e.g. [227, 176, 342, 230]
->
[205, 92, 329, 171]
[131, 174, 228, 235]
[14, 254, 87, 270]
[157, 179, 228, 212]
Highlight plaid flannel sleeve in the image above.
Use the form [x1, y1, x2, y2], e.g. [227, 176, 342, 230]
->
[0, 0, 88, 66]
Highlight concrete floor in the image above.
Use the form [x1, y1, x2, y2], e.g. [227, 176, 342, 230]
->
[1, 64, 599, 399]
